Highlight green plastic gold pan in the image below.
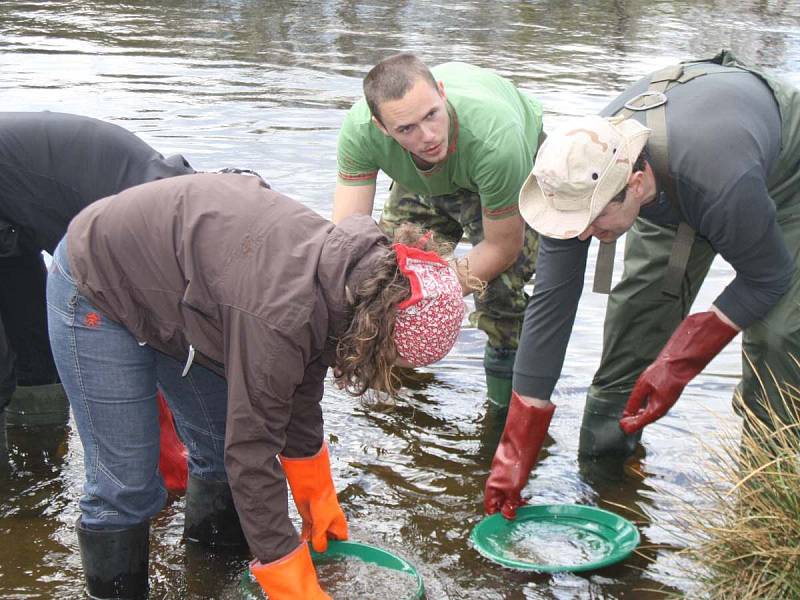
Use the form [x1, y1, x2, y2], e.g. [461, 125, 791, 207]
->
[470, 504, 640, 573]
[240, 540, 424, 599]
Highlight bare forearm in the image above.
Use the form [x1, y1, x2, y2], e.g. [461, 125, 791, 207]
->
[461, 238, 519, 291]
[332, 182, 376, 224]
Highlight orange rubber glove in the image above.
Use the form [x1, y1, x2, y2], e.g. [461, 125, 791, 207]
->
[484, 392, 556, 519]
[250, 543, 330, 600]
[619, 311, 739, 434]
[157, 391, 188, 494]
[280, 442, 349, 552]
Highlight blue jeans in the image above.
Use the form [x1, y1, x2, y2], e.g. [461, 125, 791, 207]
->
[46, 238, 229, 528]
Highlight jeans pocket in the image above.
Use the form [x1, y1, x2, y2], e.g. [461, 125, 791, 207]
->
[53, 259, 76, 286]
[53, 243, 77, 285]
[47, 264, 80, 319]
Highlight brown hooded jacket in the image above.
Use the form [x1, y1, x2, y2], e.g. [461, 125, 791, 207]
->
[67, 172, 388, 560]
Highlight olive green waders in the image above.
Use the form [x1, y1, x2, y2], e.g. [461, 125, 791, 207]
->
[579, 51, 800, 456]
[380, 184, 539, 407]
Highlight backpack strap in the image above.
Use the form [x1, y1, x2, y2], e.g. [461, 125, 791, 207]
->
[592, 62, 705, 298]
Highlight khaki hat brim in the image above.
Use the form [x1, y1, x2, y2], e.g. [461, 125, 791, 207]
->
[519, 119, 651, 239]
[518, 170, 591, 239]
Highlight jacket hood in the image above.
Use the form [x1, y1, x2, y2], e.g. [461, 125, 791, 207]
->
[317, 215, 390, 353]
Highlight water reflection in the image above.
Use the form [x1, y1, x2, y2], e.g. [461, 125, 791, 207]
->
[0, 0, 798, 597]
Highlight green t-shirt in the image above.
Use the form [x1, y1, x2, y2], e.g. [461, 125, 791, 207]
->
[337, 62, 543, 219]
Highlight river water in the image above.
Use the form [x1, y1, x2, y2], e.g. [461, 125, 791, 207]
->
[1, 1, 798, 598]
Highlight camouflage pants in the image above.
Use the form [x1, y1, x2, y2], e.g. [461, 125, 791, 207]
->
[379, 183, 539, 352]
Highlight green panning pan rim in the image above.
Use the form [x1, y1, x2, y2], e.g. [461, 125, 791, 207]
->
[239, 540, 425, 599]
[470, 503, 640, 573]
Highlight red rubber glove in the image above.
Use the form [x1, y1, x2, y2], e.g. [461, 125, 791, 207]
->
[484, 392, 556, 519]
[250, 543, 330, 600]
[280, 443, 349, 552]
[157, 391, 188, 494]
[619, 311, 738, 434]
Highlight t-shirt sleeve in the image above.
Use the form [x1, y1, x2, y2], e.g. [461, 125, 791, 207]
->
[336, 109, 380, 187]
[473, 126, 536, 219]
[683, 168, 794, 329]
[513, 235, 590, 399]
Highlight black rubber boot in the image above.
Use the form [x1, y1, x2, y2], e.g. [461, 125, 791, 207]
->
[183, 476, 248, 548]
[0, 410, 8, 476]
[76, 518, 149, 599]
[5, 383, 69, 427]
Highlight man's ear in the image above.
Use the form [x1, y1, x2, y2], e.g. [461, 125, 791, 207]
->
[634, 160, 658, 202]
[629, 168, 648, 200]
[371, 115, 390, 136]
[438, 80, 446, 99]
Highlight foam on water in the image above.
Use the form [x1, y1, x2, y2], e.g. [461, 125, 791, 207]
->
[316, 556, 420, 600]
[489, 519, 612, 567]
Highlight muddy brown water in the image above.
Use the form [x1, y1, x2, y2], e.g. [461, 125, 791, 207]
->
[1, 1, 798, 598]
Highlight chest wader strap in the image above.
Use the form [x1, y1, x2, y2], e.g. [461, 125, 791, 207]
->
[592, 239, 616, 294]
[662, 222, 696, 298]
[592, 64, 702, 297]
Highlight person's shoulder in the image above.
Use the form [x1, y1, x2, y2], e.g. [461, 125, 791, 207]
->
[343, 97, 371, 123]
[0, 111, 119, 141]
[436, 63, 528, 110]
[339, 98, 376, 140]
[432, 62, 494, 83]
[432, 61, 482, 73]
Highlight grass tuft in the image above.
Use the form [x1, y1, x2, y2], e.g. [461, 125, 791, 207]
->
[674, 378, 800, 599]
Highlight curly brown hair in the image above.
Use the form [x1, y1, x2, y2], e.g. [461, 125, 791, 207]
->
[334, 223, 456, 397]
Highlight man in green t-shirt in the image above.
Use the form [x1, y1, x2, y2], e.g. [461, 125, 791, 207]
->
[333, 53, 544, 408]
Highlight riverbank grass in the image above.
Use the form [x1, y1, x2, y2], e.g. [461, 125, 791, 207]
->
[680, 380, 800, 599]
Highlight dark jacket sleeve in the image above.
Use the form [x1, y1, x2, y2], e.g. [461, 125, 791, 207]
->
[513, 235, 590, 399]
[681, 168, 793, 329]
[222, 308, 322, 563]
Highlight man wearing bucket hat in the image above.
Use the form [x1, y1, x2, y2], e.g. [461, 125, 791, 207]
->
[0, 111, 192, 489]
[47, 171, 465, 598]
[485, 50, 800, 519]
[333, 52, 543, 410]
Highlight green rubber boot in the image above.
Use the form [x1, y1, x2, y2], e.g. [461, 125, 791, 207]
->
[578, 392, 641, 458]
[483, 346, 515, 409]
[5, 383, 69, 427]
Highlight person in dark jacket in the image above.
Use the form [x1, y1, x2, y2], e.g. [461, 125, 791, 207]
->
[0, 111, 194, 438]
[46, 172, 467, 599]
[484, 51, 800, 521]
